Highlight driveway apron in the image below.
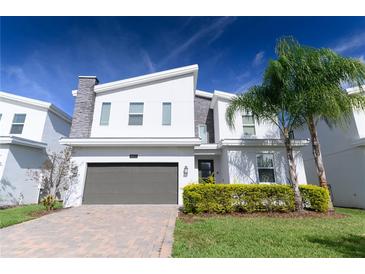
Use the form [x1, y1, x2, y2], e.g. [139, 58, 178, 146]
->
[0, 205, 177, 257]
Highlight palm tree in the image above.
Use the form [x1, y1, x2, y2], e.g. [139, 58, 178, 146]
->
[275, 37, 365, 208]
[226, 61, 306, 211]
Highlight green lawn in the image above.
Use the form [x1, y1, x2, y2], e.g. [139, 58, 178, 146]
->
[0, 203, 62, 228]
[172, 208, 365, 258]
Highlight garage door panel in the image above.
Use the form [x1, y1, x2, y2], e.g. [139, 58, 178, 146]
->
[83, 163, 178, 204]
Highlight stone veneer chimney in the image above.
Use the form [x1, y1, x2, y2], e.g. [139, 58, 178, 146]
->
[69, 76, 99, 138]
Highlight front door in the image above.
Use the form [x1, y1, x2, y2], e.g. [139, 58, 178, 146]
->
[198, 160, 214, 179]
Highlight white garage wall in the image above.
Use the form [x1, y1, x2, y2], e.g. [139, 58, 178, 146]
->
[64, 146, 197, 207]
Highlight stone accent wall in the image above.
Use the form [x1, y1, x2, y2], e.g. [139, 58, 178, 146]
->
[194, 95, 215, 143]
[69, 76, 99, 138]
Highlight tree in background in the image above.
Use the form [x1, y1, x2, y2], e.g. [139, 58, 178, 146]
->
[276, 37, 365, 209]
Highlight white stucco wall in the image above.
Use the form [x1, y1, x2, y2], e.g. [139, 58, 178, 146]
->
[0, 144, 46, 205]
[64, 146, 197, 207]
[0, 99, 47, 141]
[0, 98, 71, 206]
[222, 147, 307, 185]
[302, 147, 365, 208]
[353, 108, 365, 138]
[0, 146, 10, 184]
[90, 73, 195, 138]
[41, 110, 71, 153]
[213, 98, 280, 141]
[295, 110, 365, 208]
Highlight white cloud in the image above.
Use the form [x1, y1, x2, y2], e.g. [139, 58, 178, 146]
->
[160, 17, 236, 66]
[140, 50, 156, 73]
[2, 65, 53, 101]
[333, 32, 365, 53]
[359, 55, 365, 63]
[235, 75, 262, 93]
[252, 51, 265, 67]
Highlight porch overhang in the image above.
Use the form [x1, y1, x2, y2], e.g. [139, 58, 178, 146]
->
[219, 138, 310, 147]
[194, 144, 221, 155]
[59, 137, 201, 147]
[0, 136, 47, 149]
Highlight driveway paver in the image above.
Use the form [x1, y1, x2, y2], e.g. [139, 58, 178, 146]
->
[0, 205, 177, 258]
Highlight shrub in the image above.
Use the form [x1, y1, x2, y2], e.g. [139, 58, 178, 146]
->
[41, 194, 57, 211]
[300, 185, 329, 212]
[199, 174, 216, 184]
[183, 183, 329, 214]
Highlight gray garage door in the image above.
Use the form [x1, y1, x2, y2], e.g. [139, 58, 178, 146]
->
[83, 163, 178, 204]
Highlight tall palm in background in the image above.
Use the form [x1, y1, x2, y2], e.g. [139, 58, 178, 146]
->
[276, 37, 365, 209]
[226, 61, 306, 211]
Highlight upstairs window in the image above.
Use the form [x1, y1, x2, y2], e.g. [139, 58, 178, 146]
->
[128, 102, 144, 125]
[256, 153, 275, 183]
[242, 111, 256, 137]
[10, 114, 26, 134]
[100, 102, 111, 126]
[198, 124, 208, 144]
[162, 102, 171, 125]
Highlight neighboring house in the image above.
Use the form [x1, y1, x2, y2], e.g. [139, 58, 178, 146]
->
[61, 65, 308, 207]
[296, 85, 365, 209]
[0, 91, 71, 205]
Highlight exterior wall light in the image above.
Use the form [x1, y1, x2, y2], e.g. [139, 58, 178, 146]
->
[183, 166, 188, 177]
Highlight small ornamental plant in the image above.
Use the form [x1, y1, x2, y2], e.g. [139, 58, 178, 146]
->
[41, 194, 57, 211]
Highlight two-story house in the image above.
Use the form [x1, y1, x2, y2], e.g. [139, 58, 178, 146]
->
[61, 65, 308, 207]
[0, 91, 71, 206]
[296, 85, 365, 209]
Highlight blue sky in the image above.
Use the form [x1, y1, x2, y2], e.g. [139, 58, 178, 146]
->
[1, 16, 365, 115]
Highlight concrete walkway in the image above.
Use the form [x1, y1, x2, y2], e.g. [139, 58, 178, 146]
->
[0, 205, 177, 257]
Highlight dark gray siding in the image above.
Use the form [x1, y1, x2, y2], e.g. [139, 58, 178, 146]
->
[194, 95, 215, 143]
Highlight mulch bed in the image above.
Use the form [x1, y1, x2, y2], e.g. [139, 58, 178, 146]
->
[178, 210, 347, 223]
[29, 207, 64, 218]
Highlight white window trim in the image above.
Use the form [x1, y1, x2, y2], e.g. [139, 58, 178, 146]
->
[256, 153, 276, 183]
[128, 102, 144, 126]
[198, 124, 208, 144]
[162, 102, 172, 126]
[242, 112, 256, 137]
[100, 102, 111, 126]
[10, 113, 26, 134]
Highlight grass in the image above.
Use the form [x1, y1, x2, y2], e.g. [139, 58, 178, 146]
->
[172, 208, 365, 258]
[0, 203, 62, 228]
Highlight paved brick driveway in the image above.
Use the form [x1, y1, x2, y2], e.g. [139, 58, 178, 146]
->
[0, 205, 177, 257]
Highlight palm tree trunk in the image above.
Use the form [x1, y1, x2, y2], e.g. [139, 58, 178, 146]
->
[284, 132, 303, 211]
[307, 115, 334, 211]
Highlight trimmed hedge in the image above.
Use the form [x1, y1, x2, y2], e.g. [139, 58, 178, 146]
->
[300, 185, 329, 212]
[183, 184, 329, 214]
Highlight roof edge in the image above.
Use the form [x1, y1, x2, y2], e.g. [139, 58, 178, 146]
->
[0, 91, 72, 124]
[95, 64, 199, 94]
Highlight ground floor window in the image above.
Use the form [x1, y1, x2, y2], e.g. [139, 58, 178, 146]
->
[256, 153, 275, 183]
[198, 160, 214, 179]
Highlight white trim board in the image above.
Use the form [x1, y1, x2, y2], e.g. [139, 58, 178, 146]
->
[0, 91, 72, 123]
